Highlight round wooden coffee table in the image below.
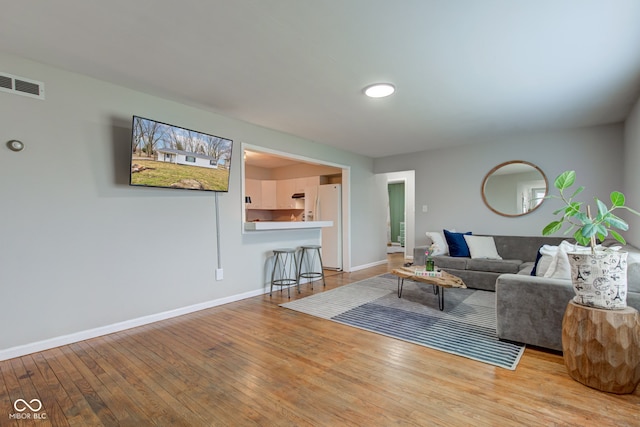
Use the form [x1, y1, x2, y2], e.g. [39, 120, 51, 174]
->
[562, 301, 640, 394]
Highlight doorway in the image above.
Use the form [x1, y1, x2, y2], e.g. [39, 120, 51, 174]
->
[387, 181, 405, 251]
[381, 171, 415, 261]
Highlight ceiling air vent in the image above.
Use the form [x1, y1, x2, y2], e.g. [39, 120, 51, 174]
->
[0, 72, 45, 100]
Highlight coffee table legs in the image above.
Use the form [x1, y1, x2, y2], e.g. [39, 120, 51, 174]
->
[434, 286, 444, 311]
[397, 277, 445, 311]
[397, 276, 404, 298]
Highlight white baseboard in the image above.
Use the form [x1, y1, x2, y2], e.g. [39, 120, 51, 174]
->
[0, 287, 268, 361]
[350, 259, 388, 271]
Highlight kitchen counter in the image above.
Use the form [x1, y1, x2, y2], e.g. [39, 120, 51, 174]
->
[244, 221, 333, 231]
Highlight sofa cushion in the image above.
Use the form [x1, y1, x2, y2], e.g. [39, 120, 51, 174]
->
[627, 263, 640, 293]
[543, 241, 591, 280]
[530, 247, 544, 276]
[519, 261, 535, 275]
[466, 258, 522, 274]
[443, 229, 472, 257]
[536, 254, 555, 277]
[464, 235, 502, 259]
[532, 244, 560, 277]
[425, 231, 448, 255]
[431, 255, 468, 270]
[625, 247, 640, 264]
[543, 241, 621, 280]
[492, 235, 568, 263]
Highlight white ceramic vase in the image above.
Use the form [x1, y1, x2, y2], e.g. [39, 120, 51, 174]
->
[567, 250, 628, 309]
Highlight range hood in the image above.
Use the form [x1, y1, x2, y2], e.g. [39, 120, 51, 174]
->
[291, 193, 305, 199]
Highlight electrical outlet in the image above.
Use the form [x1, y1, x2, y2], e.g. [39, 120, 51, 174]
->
[216, 268, 223, 281]
[422, 204, 428, 213]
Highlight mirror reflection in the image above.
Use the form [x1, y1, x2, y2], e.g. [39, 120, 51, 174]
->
[481, 160, 548, 217]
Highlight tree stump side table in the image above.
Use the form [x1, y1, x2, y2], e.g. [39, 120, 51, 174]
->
[561, 301, 640, 394]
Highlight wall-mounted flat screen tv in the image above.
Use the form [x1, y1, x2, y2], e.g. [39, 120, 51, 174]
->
[129, 116, 233, 192]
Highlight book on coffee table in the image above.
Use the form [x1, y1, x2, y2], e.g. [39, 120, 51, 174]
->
[414, 270, 443, 278]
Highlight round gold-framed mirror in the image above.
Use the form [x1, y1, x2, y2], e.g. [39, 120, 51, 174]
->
[481, 160, 548, 217]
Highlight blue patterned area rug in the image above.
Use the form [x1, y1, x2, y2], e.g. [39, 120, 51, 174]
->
[280, 274, 525, 370]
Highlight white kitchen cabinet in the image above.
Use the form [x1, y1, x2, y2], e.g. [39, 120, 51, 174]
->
[246, 177, 322, 211]
[261, 180, 277, 209]
[245, 179, 262, 208]
[276, 179, 297, 209]
[294, 176, 320, 193]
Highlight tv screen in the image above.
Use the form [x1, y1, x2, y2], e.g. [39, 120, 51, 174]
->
[129, 116, 233, 192]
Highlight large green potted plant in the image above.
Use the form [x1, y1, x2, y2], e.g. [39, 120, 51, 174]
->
[542, 170, 640, 309]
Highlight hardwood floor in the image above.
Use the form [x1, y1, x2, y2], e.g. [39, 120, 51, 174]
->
[1, 254, 638, 426]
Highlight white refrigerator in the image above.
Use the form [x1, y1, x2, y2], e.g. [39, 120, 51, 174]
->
[305, 184, 342, 270]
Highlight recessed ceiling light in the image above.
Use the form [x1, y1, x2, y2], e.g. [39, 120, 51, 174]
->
[364, 83, 395, 98]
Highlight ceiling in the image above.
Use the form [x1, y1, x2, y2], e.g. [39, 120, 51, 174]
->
[244, 149, 313, 169]
[2, 1, 640, 158]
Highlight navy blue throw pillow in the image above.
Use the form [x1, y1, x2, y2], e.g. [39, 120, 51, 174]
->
[443, 229, 472, 257]
[530, 246, 544, 276]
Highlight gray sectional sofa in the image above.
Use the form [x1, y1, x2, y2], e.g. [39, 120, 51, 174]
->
[413, 234, 640, 352]
[413, 235, 567, 291]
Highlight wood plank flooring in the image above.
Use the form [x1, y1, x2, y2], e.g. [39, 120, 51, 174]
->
[1, 254, 638, 426]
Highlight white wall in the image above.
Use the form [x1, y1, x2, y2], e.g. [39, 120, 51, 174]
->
[373, 125, 625, 248]
[624, 95, 640, 246]
[0, 53, 387, 357]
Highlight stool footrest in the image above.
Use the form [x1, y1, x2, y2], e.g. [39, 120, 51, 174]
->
[272, 279, 298, 285]
[299, 272, 323, 279]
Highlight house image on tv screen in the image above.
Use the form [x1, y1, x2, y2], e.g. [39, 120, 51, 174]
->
[129, 116, 234, 192]
[157, 148, 222, 169]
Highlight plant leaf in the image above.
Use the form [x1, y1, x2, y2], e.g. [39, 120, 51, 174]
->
[569, 186, 584, 199]
[610, 230, 627, 245]
[573, 229, 589, 246]
[605, 214, 629, 231]
[596, 198, 608, 218]
[610, 191, 625, 207]
[574, 211, 590, 224]
[542, 221, 563, 236]
[555, 171, 575, 190]
[566, 202, 583, 217]
[581, 223, 598, 238]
